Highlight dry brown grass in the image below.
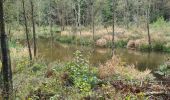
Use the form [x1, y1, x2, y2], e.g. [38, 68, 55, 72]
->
[98, 56, 120, 79]
[98, 56, 154, 80]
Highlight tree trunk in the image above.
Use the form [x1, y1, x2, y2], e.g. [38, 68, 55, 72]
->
[125, 0, 129, 29]
[49, 0, 54, 47]
[61, 4, 65, 31]
[147, 0, 151, 50]
[136, 0, 140, 28]
[77, 0, 81, 36]
[0, 0, 13, 99]
[30, 0, 37, 57]
[112, 0, 115, 55]
[22, 0, 32, 61]
[91, 1, 95, 42]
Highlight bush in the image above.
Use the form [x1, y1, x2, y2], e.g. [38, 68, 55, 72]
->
[138, 44, 150, 51]
[163, 47, 170, 52]
[152, 16, 167, 28]
[106, 40, 128, 48]
[65, 51, 99, 94]
[139, 41, 170, 52]
[55, 36, 74, 44]
[115, 40, 128, 48]
[155, 64, 170, 76]
[152, 42, 165, 51]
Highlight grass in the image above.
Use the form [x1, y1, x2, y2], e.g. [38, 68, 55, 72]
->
[0, 42, 156, 99]
[99, 56, 154, 81]
[7, 18, 170, 52]
[138, 41, 170, 53]
[1, 17, 170, 99]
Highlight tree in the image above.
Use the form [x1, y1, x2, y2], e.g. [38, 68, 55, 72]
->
[73, 0, 82, 36]
[0, 0, 13, 99]
[125, 0, 130, 29]
[30, 0, 37, 57]
[22, 0, 32, 61]
[112, 0, 115, 55]
[146, 0, 151, 50]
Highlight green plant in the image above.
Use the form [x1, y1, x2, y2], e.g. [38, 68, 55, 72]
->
[66, 50, 99, 94]
[115, 40, 128, 48]
[155, 64, 170, 76]
[139, 44, 150, 51]
[163, 47, 170, 52]
[152, 42, 165, 51]
[55, 36, 74, 44]
[152, 16, 167, 28]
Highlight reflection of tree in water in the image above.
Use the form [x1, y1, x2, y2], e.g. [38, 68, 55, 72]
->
[36, 39, 170, 71]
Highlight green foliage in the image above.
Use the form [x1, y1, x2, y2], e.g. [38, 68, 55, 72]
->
[15, 57, 30, 73]
[55, 36, 93, 46]
[106, 40, 128, 48]
[139, 42, 170, 53]
[125, 93, 148, 100]
[102, 0, 112, 23]
[66, 50, 99, 94]
[115, 40, 128, 48]
[163, 46, 170, 52]
[152, 17, 167, 28]
[155, 64, 170, 76]
[152, 41, 165, 51]
[139, 44, 150, 51]
[77, 38, 93, 46]
[55, 36, 73, 44]
[9, 41, 19, 48]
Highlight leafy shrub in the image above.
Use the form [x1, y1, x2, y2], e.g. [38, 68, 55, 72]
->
[106, 40, 128, 48]
[115, 40, 128, 48]
[163, 47, 170, 52]
[79, 38, 93, 46]
[152, 16, 167, 28]
[56, 36, 73, 43]
[139, 42, 170, 52]
[155, 64, 170, 76]
[152, 42, 165, 51]
[66, 51, 99, 94]
[139, 44, 150, 51]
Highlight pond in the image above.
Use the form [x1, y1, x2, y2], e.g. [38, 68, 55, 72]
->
[36, 39, 170, 71]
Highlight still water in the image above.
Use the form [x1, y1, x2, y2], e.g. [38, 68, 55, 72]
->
[36, 39, 170, 71]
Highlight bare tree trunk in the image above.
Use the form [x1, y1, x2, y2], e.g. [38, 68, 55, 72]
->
[0, 0, 13, 99]
[112, 0, 115, 55]
[30, 0, 37, 57]
[50, 0, 53, 40]
[77, 0, 81, 36]
[22, 0, 32, 61]
[91, 1, 95, 42]
[49, 0, 55, 60]
[61, 4, 65, 31]
[147, 0, 151, 50]
[38, 0, 41, 26]
[136, 0, 140, 28]
[125, 0, 129, 29]
[49, 0, 54, 48]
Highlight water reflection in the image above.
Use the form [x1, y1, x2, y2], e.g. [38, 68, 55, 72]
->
[36, 39, 169, 71]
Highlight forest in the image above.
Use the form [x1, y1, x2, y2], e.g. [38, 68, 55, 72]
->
[0, 0, 170, 99]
